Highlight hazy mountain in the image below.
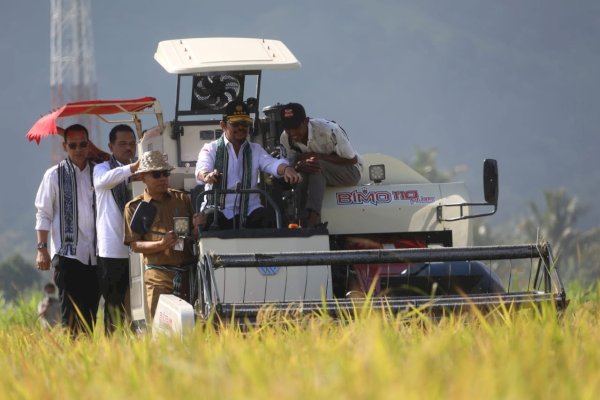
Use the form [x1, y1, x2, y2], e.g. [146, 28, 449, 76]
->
[1, 0, 599, 260]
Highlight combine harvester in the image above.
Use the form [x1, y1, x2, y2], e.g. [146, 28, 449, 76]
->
[28, 38, 568, 335]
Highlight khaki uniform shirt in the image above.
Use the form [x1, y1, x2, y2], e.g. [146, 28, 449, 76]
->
[124, 189, 196, 267]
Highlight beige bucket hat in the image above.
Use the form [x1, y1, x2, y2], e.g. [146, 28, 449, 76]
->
[136, 150, 175, 173]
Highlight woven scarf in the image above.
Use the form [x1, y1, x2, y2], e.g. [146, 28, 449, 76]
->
[209, 136, 253, 226]
[108, 155, 130, 214]
[57, 158, 94, 256]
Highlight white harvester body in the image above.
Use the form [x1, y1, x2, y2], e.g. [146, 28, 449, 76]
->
[24, 37, 566, 337]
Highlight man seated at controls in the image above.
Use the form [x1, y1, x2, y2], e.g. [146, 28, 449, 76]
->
[195, 100, 302, 229]
[279, 102, 363, 227]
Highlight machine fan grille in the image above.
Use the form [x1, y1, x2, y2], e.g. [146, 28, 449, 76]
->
[192, 74, 242, 113]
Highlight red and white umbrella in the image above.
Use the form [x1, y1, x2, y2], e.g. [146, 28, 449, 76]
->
[26, 96, 156, 144]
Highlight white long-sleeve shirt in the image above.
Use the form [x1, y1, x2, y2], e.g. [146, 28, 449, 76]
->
[35, 162, 97, 265]
[195, 137, 287, 218]
[93, 160, 134, 258]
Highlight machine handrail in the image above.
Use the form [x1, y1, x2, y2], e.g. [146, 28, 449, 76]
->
[195, 187, 284, 229]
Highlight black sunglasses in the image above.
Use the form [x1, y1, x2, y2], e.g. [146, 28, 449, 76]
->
[150, 170, 171, 179]
[67, 141, 89, 149]
[228, 121, 251, 128]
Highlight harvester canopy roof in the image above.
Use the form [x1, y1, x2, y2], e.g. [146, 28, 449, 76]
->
[154, 37, 301, 74]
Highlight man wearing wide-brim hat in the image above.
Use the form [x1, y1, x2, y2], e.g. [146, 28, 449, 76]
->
[123, 150, 202, 318]
[195, 99, 302, 229]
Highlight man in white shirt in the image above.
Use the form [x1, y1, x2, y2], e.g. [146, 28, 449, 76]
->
[93, 124, 139, 334]
[35, 124, 100, 334]
[279, 103, 363, 227]
[196, 100, 302, 229]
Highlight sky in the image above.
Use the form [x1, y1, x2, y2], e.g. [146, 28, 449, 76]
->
[1, 0, 599, 257]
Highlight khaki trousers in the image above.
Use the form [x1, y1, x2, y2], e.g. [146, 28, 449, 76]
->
[144, 267, 191, 318]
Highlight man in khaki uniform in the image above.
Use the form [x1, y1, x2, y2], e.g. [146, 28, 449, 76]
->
[124, 150, 201, 318]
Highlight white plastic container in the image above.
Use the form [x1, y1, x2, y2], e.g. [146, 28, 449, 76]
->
[152, 294, 195, 338]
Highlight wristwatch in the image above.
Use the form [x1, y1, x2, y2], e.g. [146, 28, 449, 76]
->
[37, 242, 48, 250]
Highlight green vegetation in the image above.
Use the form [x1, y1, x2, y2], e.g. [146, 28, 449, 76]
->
[516, 189, 600, 283]
[1, 290, 599, 399]
[0, 254, 41, 302]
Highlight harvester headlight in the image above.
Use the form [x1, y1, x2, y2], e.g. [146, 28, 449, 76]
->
[369, 164, 385, 183]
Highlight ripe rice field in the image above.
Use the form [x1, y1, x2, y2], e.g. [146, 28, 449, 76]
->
[1, 287, 600, 400]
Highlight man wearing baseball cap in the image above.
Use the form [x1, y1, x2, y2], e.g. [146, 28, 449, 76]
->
[279, 102, 363, 227]
[195, 99, 302, 229]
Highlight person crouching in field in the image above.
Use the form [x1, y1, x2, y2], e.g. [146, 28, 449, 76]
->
[37, 282, 61, 329]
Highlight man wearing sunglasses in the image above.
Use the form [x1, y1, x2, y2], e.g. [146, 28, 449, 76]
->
[93, 124, 139, 334]
[279, 103, 363, 228]
[123, 150, 200, 318]
[195, 100, 302, 229]
[34, 124, 101, 335]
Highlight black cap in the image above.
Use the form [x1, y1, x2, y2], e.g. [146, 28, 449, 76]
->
[223, 100, 252, 122]
[280, 102, 306, 129]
